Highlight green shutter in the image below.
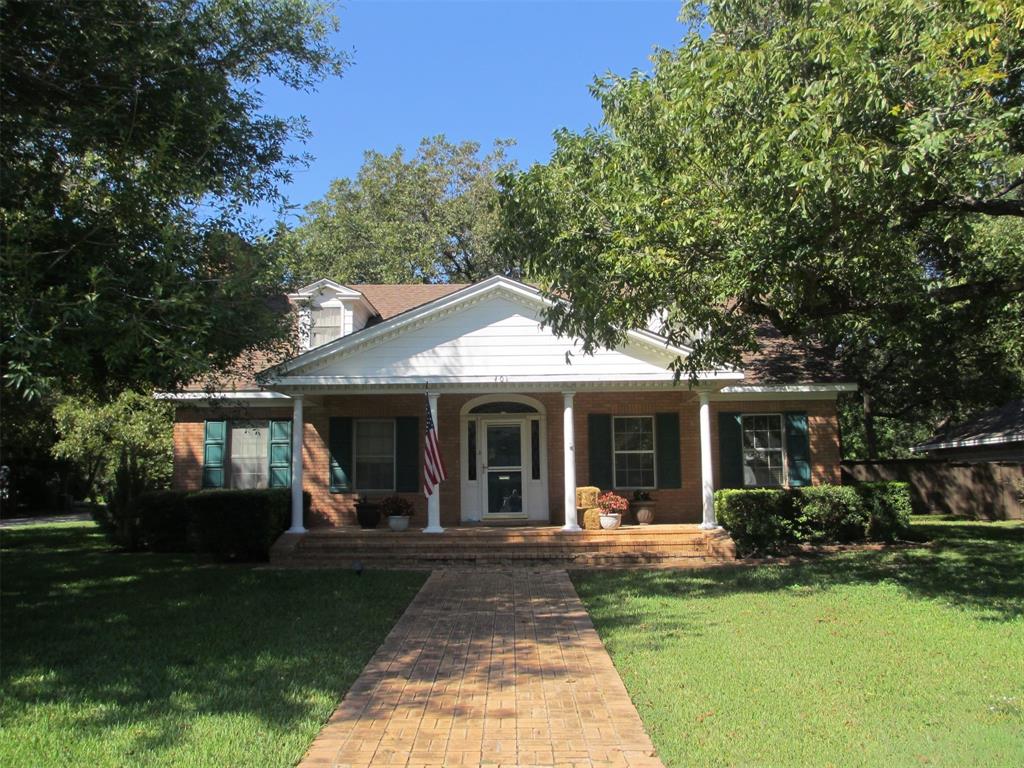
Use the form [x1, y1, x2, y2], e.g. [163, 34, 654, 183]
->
[718, 412, 743, 489]
[587, 414, 613, 489]
[655, 412, 681, 488]
[329, 417, 353, 493]
[395, 416, 419, 492]
[785, 412, 811, 487]
[202, 420, 226, 488]
[268, 419, 292, 488]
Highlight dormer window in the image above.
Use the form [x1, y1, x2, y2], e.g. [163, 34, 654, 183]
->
[288, 279, 378, 350]
[311, 305, 343, 347]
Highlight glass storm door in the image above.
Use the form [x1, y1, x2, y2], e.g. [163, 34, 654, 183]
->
[483, 421, 526, 516]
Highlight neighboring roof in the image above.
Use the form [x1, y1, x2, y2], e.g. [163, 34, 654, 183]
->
[351, 283, 468, 320]
[741, 323, 846, 385]
[913, 399, 1024, 453]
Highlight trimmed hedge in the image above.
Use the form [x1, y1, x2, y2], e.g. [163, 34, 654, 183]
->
[134, 490, 192, 552]
[714, 489, 799, 555]
[857, 481, 913, 541]
[187, 488, 310, 562]
[715, 482, 912, 555]
[795, 485, 867, 543]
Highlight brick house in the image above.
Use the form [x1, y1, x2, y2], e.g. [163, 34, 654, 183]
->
[164, 276, 853, 534]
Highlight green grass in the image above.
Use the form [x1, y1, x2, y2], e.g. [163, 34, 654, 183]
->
[573, 517, 1024, 767]
[1, 522, 426, 768]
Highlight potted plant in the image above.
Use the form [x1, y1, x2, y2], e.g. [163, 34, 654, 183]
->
[354, 495, 381, 529]
[632, 489, 656, 525]
[597, 491, 628, 529]
[380, 495, 415, 531]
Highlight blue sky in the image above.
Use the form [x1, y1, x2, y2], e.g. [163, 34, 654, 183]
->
[257, 0, 686, 227]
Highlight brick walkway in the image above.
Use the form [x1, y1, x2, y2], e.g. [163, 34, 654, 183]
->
[300, 570, 663, 768]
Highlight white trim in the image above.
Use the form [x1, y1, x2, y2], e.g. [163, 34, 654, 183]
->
[911, 433, 1024, 452]
[720, 383, 856, 393]
[156, 391, 290, 401]
[698, 392, 717, 529]
[712, 383, 855, 402]
[271, 372, 741, 387]
[287, 278, 364, 299]
[288, 397, 306, 533]
[459, 393, 547, 417]
[562, 391, 580, 532]
[266, 277, 713, 380]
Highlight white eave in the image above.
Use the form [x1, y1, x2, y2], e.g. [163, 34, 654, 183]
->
[155, 391, 291, 404]
[286, 278, 363, 300]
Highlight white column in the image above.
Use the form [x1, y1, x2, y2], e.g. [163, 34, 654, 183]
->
[699, 391, 718, 529]
[562, 391, 581, 532]
[423, 391, 445, 533]
[288, 395, 306, 534]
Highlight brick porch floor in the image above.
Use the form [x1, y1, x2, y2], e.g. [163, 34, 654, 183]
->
[299, 570, 664, 768]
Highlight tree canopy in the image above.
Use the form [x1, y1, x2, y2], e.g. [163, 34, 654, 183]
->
[281, 136, 519, 284]
[502, 0, 1024, 454]
[1, 0, 346, 400]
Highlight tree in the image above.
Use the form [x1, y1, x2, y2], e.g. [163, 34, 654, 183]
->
[1, 0, 346, 401]
[52, 391, 174, 500]
[502, 0, 1024, 455]
[282, 136, 518, 284]
[52, 390, 173, 544]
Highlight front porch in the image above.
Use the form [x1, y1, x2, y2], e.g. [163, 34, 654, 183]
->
[270, 522, 737, 569]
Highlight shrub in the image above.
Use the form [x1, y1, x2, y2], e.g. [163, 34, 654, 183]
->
[794, 485, 868, 543]
[714, 489, 798, 556]
[134, 490, 192, 552]
[187, 488, 310, 562]
[379, 495, 415, 517]
[857, 482, 912, 541]
[583, 508, 602, 530]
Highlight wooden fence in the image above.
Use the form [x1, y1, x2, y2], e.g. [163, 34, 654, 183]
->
[841, 460, 1024, 521]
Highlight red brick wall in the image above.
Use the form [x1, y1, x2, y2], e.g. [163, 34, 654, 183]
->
[172, 393, 842, 528]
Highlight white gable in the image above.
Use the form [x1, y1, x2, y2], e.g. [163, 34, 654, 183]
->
[266, 278, 739, 388]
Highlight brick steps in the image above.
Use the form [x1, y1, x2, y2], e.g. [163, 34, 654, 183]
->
[271, 524, 736, 570]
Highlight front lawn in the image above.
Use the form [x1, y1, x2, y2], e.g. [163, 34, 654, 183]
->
[0, 522, 426, 768]
[574, 517, 1024, 767]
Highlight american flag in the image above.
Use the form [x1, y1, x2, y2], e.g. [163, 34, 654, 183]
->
[423, 397, 447, 498]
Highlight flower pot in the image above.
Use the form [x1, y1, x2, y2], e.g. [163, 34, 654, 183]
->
[387, 514, 410, 532]
[633, 502, 655, 526]
[599, 512, 622, 530]
[355, 503, 381, 529]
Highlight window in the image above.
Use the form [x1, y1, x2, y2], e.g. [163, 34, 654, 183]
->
[230, 421, 269, 489]
[741, 414, 785, 486]
[354, 419, 395, 491]
[612, 416, 656, 488]
[202, 419, 290, 489]
[310, 306, 343, 347]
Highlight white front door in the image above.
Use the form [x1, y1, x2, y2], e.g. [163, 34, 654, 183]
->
[480, 418, 528, 518]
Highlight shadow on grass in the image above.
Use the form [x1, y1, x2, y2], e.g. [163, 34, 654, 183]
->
[1, 524, 426, 761]
[573, 519, 1024, 641]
